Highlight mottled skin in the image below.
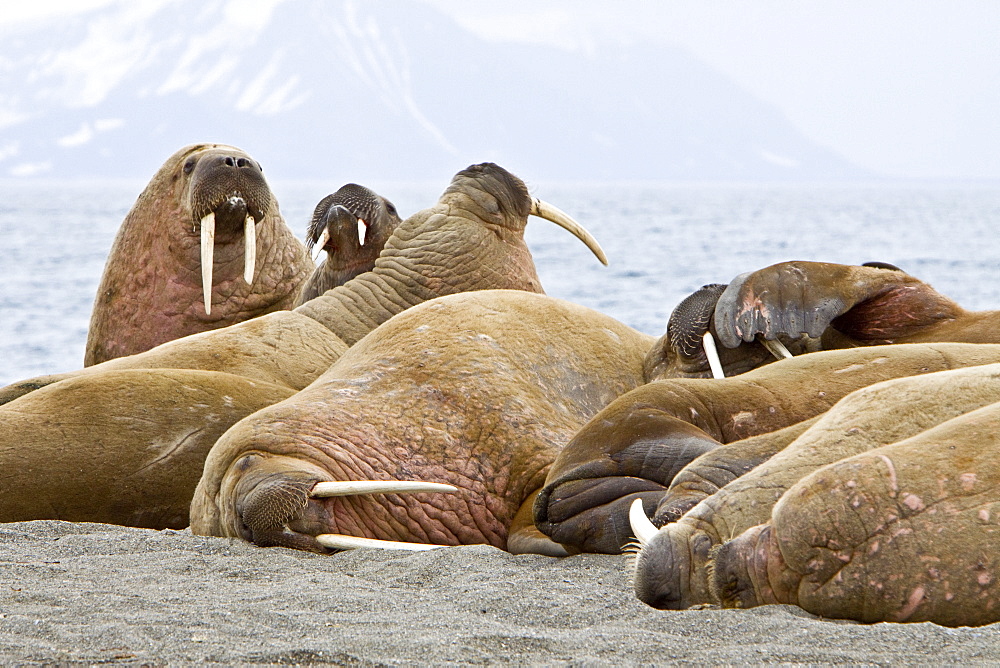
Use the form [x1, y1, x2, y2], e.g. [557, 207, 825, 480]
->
[294, 184, 402, 306]
[0, 163, 589, 529]
[85, 143, 313, 366]
[631, 359, 1000, 611]
[652, 262, 1000, 380]
[710, 376, 1000, 627]
[190, 290, 655, 554]
[536, 343, 1000, 556]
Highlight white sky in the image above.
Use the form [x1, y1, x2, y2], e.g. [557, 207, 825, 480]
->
[5, 0, 999, 180]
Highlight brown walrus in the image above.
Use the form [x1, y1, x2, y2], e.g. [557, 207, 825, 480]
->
[705, 370, 1000, 627]
[84, 143, 313, 366]
[628, 361, 1000, 613]
[534, 343, 1000, 555]
[648, 262, 1000, 380]
[0, 163, 607, 529]
[294, 183, 403, 306]
[189, 289, 655, 555]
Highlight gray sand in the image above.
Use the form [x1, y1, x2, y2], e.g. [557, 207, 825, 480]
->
[1, 521, 998, 665]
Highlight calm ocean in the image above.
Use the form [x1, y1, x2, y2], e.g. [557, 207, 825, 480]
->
[1, 179, 998, 386]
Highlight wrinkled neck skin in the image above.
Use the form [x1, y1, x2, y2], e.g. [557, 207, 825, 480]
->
[295, 189, 542, 345]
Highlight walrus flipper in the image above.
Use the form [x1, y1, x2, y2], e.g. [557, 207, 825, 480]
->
[713, 261, 961, 348]
[534, 403, 722, 554]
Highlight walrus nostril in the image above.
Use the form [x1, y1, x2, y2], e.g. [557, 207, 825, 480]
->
[224, 156, 236, 167]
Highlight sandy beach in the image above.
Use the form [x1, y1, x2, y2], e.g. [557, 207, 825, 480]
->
[0, 520, 996, 665]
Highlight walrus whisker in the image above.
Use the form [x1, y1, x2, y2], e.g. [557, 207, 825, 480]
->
[357, 218, 367, 246]
[529, 197, 608, 266]
[315, 533, 447, 551]
[312, 228, 330, 261]
[200, 211, 215, 315]
[629, 498, 658, 547]
[760, 337, 793, 361]
[244, 214, 256, 284]
[702, 331, 725, 379]
[310, 480, 459, 497]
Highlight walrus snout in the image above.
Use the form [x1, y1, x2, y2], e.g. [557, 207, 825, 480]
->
[632, 521, 718, 609]
[231, 459, 332, 552]
[189, 152, 270, 224]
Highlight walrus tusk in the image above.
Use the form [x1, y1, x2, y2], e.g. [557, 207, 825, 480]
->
[310, 480, 459, 497]
[312, 228, 330, 261]
[358, 218, 367, 246]
[760, 337, 793, 361]
[702, 331, 725, 379]
[200, 212, 215, 315]
[629, 498, 658, 547]
[315, 534, 447, 551]
[244, 215, 256, 284]
[530, 197, 608, 266]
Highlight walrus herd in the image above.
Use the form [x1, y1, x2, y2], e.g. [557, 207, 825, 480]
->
[2, 143, 1000, 627]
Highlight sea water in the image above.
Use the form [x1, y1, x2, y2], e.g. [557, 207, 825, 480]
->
[1, 179, 998, 386]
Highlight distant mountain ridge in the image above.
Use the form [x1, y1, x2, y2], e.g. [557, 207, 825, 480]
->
[0, 0, 873, 183]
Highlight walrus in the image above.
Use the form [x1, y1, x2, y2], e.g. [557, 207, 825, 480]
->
[0, 163, 607, 529]
[84, 143, 313, 366]
[649, 262, 1000, 380]
[707, 383, 1000, 626]
[627, 361, 1000, 612]
[534, 343, 1000, 555]
[189, 289, 655, 555]
[294, 183, 403, 306]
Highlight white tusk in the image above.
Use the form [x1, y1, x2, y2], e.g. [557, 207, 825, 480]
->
[761, 337, 793, 360]
[200, 212, 215, 316]
[530, 197, 608, 266]
[243, 215, 256, 284]
[310, 480, 458, 497]
[629, 498, 659, 547]
[357, 218, 367, 246]
[702, 331, 725, 379]
[316, 533, 447, 551]
[312, 228, 330, 261]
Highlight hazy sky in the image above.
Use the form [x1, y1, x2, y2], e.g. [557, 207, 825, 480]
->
[6, 0, 999, 180]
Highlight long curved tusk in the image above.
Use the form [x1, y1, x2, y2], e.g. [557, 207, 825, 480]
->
[316, 533, 447, 551]
[244, 215, 256, 284]
[200, 212, 215, 316]
[760, 337, 793, 361]
[357, 218, 367, 246]
[310, 480, 458, 497]
[312, 228, 330, 261]
[702, 331, 725, 379]
[629, 498, 658, 547]
[530, 197, 608, 266]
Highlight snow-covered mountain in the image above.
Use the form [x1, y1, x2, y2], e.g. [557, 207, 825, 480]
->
[0, 0, 872, 183]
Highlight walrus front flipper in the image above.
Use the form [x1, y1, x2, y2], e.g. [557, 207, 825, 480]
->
[534, 402, 722, 554]
[714, 261, 965, 349]
[507, 489, 572, 557]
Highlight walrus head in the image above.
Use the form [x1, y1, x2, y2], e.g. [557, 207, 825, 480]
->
[184, 148, 271, 315]
[294, 184, 403, 305]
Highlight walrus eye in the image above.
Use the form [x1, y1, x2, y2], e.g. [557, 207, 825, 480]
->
[183, 157, 196, 175]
